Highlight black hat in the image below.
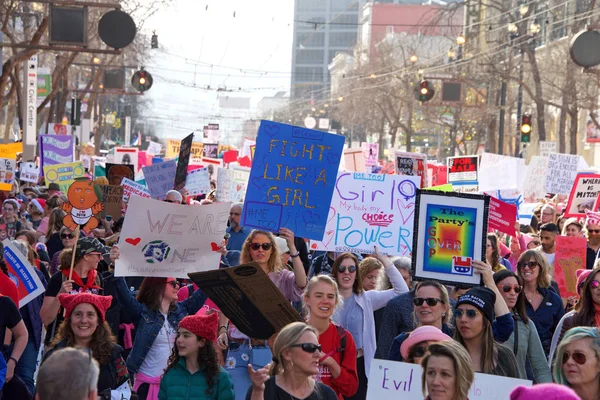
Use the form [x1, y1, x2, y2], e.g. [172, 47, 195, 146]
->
[48, 183, 60, 191]
[76, 237, 108, 259]
[455, 286, 496, 322]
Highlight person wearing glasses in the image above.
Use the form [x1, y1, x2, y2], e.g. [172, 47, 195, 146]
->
[0, 199, 22, 240]
[421, 341, 475, 400]
[516, 250, 564, 356]
[453, 286, 519, 377]
[48, 226, 76, 275]
[303, 275, 359, 399]
[331, 247, 409, 399]
[220, 228, 306, 400]
[585, 211, 600, 269]
[398, 325, 451, 365]
[493, 269, 552, 383]
[553, 327, 600, 400]
[225, 203, 249, 252]
[246, 322, 337, 400]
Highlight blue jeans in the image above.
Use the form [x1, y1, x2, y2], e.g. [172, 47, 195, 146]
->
[14, 339, 37, 397]
[225, 342, 271, 400]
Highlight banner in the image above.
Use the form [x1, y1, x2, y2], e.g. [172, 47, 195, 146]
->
[20, 161, 39, 183]
[565, 174, 600, 217]
[362, 143, 379, 167]
[241, 121, 345, 240]
[115, 196, 230, 278]
[174, 133, 193, 191]
[43, 161, 85, 193]
[523, 156, 548, 200]
[121, 177, 151, 202]
[539, 141, 557, 157]
[367, 359, 531, 399]
[142, 159, 177, 199]
[0, 143, 22, 159]
[310, 173, 419, 256]
[488, 196, 517, 237]
[39, 134, 74, 169]
[184, 167, 210, 196]
[216, 167, 250, 203]
[447, 156, 479, 191]
[106, 163, 134, 186]
[412, 190, 489, 286]
[3, 239, 45, 307]
[545, 153, 580, 195]
[395, 151, 427, 188]
[99, 185, 123, 221]
[203, 143, 219, 159]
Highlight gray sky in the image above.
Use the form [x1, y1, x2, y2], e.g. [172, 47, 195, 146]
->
[142, 0, 294, 141]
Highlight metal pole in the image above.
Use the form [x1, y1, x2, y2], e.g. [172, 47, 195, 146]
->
[498, 81, 507, 154]
[515, 47, 524, 158]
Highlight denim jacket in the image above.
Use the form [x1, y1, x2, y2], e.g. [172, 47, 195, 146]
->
[109, 276, 208, 375]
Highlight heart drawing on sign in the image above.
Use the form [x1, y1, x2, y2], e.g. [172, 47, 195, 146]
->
[125, 237, 141, 246]
[264, 124, 280, 137]
[236, 184, 243, 191]
[210, 242, 220, 251]
[311, 243, 318, 249]
[396, 199, 415, 225]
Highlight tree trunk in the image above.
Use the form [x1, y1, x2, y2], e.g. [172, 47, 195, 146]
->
[569, 103, 578, 155]
[524, 47, 547, 141]
[558, 95, 567, 153]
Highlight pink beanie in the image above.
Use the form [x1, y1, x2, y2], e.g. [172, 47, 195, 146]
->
[510, 384, 580, 400]
[577, 269, 593, 294]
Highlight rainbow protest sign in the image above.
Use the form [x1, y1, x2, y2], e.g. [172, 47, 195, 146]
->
[412, 190, 489, 286]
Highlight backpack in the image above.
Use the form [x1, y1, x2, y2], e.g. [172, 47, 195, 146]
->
[335, 324, 347, 360]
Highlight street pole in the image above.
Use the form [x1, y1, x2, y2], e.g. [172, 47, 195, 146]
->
[514, 47, 524, 158]
[497, 81, 507, 155]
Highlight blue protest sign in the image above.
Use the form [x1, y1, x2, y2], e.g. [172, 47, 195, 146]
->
[242, 120, 345, 240]
[142, 159, 177, 200]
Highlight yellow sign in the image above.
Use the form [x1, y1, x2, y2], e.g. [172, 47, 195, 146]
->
[0, 143, 23, 159]
[43, 161, 86, 193]
[166, 139, 203, 158]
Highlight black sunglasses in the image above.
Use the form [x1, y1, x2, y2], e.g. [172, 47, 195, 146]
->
[518, 261, 538, 270]
[164, 199, 179, 204]
[589, 229, 600, 234]
[410, 346, 428, 359]
[249, 243, 273, 251]
[338, 265, 357, 273]
[61, 233, 75, 240]
[501, 284, 522, 294]
[167, 280, 180, 289]
[454, 309, 479, 319]
[289, 343, 322, 353]
[562, 351, 587, 365]
[413, 297, 443, 307]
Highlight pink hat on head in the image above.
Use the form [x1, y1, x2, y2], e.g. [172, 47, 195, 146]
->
[498, 241, 511, 258]
[577, 269, 593, 293]
[585, 210, 600, 226]
[400, 325, 451, 360]
[522, 234, 535, 248]
[510, 384, 580, 400]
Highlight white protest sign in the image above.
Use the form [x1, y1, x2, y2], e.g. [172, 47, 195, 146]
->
[545, 153, 580, 195]
[20, 162, 39, 183]
[367, 359, 531, 400]
[241, 138, 256, 159]
[3, 239, 45, 306]
[478, 153, 524, 192]
[141, 159, 177, 200]
[115, 196, 230, 278]
[147, 141, 162, 156]
[185, 167, 210, 196]
[0, 158, 16, 191]
[539, 141, 557, 157]
[121, 177, 151, 202]
[216, 167, 250, 203]
[310, 173, 419, 256]
[523, 156, 548, 200]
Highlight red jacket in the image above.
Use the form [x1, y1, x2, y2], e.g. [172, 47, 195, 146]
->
[316, 322, 359, 399]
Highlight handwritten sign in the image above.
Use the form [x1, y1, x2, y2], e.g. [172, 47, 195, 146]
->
[3, 239, 45, 307]
[20, 162, 39, 183]
[121, 178, 151, 202]
[241, 121, 345, 240]
[545, 153, 580, 195]
[310, 173, 419, 256]
[184, 167, 210, 196]
[174, 133, 193, 191]
[99, 185, 123, 221]
[0, 158, 16, 191]
[166, 139, 203, 159]
[412, 190, 488, 286]
[523, 156, 549, 200]
[203, 143, 219, 159]
[147, 141, 162, 156]
[367, 359, 531, 400]
[488, 196, 517, 237]
[39, 134, 74, 170]
[216, 167, 249, 203]
[343, 148, 366, 172]
[395, 151, 427, 188]
[115, 196, 230, 278]
[43, 161, 85, 193]
[362, 143, 379, 167]
[142, 159, 177, 200]
[555, 236, 588, 298]
[565, 174, 600, 217]
[539, 141, 557, 157]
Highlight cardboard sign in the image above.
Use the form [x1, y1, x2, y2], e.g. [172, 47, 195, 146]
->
[115, 196, 229, 278]
[411, 190, 488, 286]
[0, 143, 22, 159]
[545, 153, 580, 195]
[174, 133, 194, 191]
[61, 178, 104, 233]
[216, 167, 250, 203]
[523, 156, 549, 200]
[565, 174, 600, 217]
[142, 159, 177, 200]
[20, 162, 39, 183]
[106, 163, 135, 186]
[343, 148, 366, 172]
[203, 143, 219, 159]
[310, 173, 419, 256]
[488, 196, 518, 237]
[539, 141, 557, 157]
[188, 263, 304, 340]
[395, 151, 427, 188]
[242, 120, 345, 240]
[362, 143, 379, 167]
[166, 139, 203, 159]
[555, 236, 588, 298]
[184, 167, 210, 196]
[99, 185, 123, 221]
[0, 158, 16, 191]
[121, 178, 151, 202]
[43, 161, 86, 193]
[147, 141, 162, 156]
[39, 134, 74, 170]
[3, 239, 45, 307]
[111, 147, 139, 172]
[367, 359, 531, 400]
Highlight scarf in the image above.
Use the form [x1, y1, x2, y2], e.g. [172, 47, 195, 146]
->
[133, 372, 161, 400]
[594, 303, 600, 329]
[61, 268, 101, 291]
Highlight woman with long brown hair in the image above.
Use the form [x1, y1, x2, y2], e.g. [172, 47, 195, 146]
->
[44, 208, 66, 258]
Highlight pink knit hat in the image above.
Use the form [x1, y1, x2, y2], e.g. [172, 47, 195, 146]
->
[400, 325, 452, 360]
[58, 293, 113, 322]
[510, 384, 580, 400]
[179, 312, 219, 342]
[577, 269, 593, 294]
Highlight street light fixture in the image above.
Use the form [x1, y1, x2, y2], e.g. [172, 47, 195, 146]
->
[409, 55, 418, 63]
[530, 22, 541, 34]
[93, 56, 101, 64]
[456, 35, 466, 46]
[508, 23, 518, 34]
[519, 4, 529, 16]
[338, 96, 344, 102]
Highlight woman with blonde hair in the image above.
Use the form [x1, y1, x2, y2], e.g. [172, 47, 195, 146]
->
[45, 208, 66, 258]
[421, 341, 475, 400]
[247, 322, 337, 400]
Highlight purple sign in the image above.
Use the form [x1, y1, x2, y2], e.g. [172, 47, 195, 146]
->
[39, 135, 74, 172]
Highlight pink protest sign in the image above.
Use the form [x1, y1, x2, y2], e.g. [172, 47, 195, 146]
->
[555, 236, 587, 298]
[488, 196, 517, 237]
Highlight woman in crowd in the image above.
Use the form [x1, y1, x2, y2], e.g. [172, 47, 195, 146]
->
[493, 269, 552, 382]
[421, 341, 475, 400]
[379, 256, 412, 290]
[453, 286, 519, 377]
[159, 312, 234, 400]
[331, 247, 409, 399]
[0, 199, 22, 240]
[44, 293, 131, 399]
[487, 233, 511, 272]
[388, 280, 452, 361]
[35, 195, 60, 241]
[219, 228, 306, 400]
[562, 218, 583, 237]
[25, 198, 45, 230]
[553, 327, 600, 400]
[246, 322, 337, 400]
[303, 275, 358, 399]
[359, 257, 381, 292]
[399, 326, 451, 365]
[516, 250, 564, 356]
[45, 208, 66, 258]
[48, 226, 76, 275]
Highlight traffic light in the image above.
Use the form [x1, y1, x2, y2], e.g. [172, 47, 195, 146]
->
[131, 69, 153, 92]
[520, 114, 532, 143]
[414, 80, 435, 102]
[151, 32, 158, 49]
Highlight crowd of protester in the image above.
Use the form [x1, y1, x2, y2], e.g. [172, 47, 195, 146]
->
[2, 178, 600, 400]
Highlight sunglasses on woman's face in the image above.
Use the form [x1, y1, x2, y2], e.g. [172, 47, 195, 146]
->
[562, 351, 587, 365]
[61, 233, 75, 240]
[501, 284, 522, 294]
[590, 280, 600, 290]
[166, 280, 180, 289]
[338, 265, 357, 274]
[411, 346, 428, 359]
[454, 309, 479, 319]
[249, 242, 273, 251]
[289, 343, 322, 353]
[519, 261, 538, 270]
[413, 297, 443, 307]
